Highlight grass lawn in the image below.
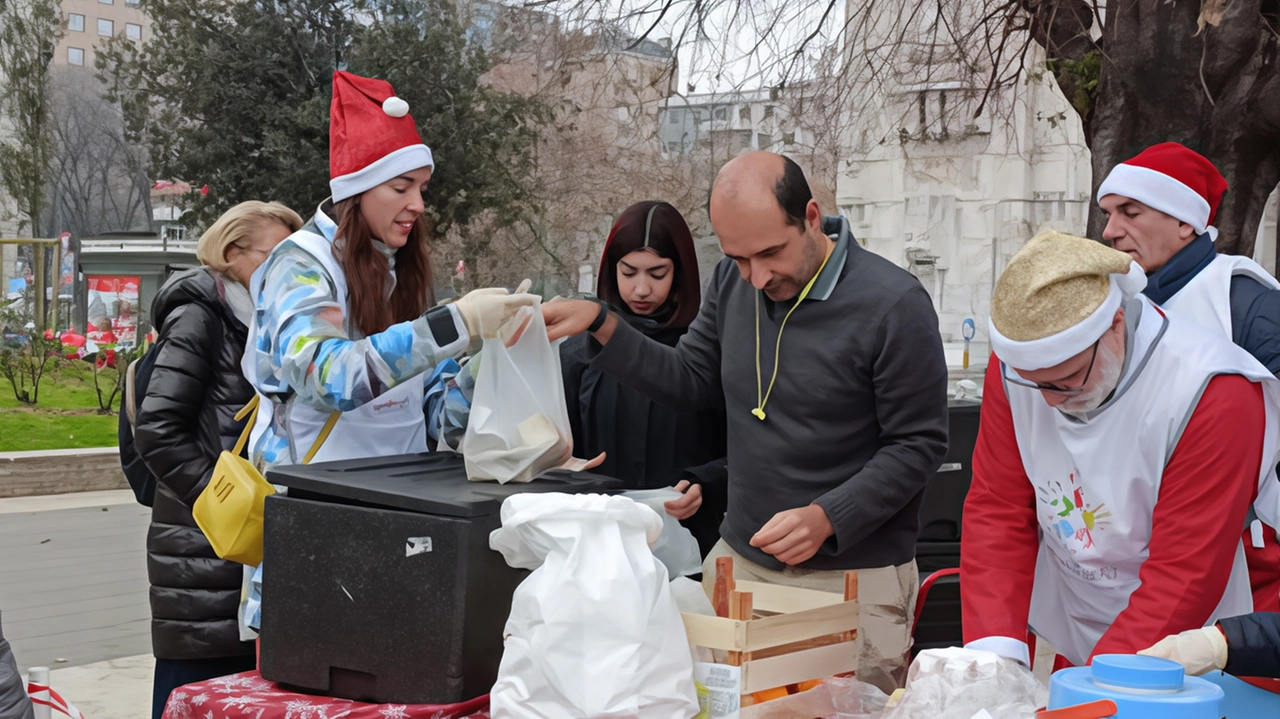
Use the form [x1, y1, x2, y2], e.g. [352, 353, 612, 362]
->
[0, 365, 121, 451]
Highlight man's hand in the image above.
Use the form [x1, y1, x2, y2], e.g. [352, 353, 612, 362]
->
[664, 479, 703, 520]
[542, 299, 617, 343]
[750, 504, 835, 566]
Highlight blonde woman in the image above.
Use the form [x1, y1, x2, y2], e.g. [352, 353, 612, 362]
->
[133, 201, 302, 718]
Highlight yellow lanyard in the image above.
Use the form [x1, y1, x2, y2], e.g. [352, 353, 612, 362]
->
[752, 246, 833, 421]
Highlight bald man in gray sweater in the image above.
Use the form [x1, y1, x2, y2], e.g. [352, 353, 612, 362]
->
[544, 152, 949, 691]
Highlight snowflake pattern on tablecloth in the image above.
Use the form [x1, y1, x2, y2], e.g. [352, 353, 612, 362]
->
[167, 691, 195, 719]
[166, 672, 492, 719]
[279, 699, 356, 719]
[211, 675, 264, 695]
[221, 695, 266, 710]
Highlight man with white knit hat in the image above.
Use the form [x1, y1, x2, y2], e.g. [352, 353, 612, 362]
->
[960, 230, 1280, 668]
[1099, 142, 1280, 612]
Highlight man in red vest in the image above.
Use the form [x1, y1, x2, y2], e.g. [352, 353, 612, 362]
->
[962, 230, 1280, 668]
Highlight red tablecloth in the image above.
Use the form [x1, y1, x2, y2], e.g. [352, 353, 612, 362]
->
[161, 671, 490, 719]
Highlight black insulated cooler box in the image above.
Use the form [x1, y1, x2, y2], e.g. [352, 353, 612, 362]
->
[912, 397, 981, 654]
[259, 452, 622, 705]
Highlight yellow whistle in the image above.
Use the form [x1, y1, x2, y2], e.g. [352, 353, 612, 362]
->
[751, 408, 766, 421]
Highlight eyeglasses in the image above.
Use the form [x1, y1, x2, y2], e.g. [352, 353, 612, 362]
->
[1003, 340, 1100, 395]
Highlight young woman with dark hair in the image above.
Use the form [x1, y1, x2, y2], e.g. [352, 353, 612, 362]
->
[561, 201, 728, 555]
[245, 71, 534, 468]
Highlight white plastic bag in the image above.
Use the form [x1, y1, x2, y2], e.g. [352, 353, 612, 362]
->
[670, 577, 716, 616]
[739, 676, 889, 719]
[462, 304, 575, 483]
[620, 488, 704, 578]
[882, 648, 1047, 719]
[489, 493, 700, 719]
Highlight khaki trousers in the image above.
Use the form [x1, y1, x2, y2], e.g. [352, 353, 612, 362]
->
[700, 540, 918, 694]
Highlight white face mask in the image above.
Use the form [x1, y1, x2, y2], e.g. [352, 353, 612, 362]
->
[1058, 342, 1124, 418]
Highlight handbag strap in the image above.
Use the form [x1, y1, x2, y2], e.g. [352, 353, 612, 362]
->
[232, 395, 260, 456]
[302, 411, 341, 465]
[232, 395, 339, 465]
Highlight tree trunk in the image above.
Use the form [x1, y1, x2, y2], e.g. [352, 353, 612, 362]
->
[49, 239, 61, 333]
[32, 242, 46, 333]
[1033, 0, 1280, 256]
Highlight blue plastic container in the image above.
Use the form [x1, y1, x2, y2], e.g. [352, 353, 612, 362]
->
[1198, 671, 1280, 716]
[1048, 655, 1223, 718]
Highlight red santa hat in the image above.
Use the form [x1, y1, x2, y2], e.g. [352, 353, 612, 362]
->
[1096, 142, 1227, 240]
[329, 71, 434, 203]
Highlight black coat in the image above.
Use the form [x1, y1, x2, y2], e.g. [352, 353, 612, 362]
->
[0, 612, 33, 719]
[560, 313, 728, 556]
[134, 267, 255, 661]
[1220, 612, 1280, 679]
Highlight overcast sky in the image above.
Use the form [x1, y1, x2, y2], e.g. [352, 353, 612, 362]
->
[539, 0, 843, 94]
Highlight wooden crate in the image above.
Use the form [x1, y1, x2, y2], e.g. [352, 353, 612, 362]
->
[682, 556, 859, 699]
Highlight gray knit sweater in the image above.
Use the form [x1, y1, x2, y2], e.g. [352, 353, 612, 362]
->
[593, 216, 949, 571]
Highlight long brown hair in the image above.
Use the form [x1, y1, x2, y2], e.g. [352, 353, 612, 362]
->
[597, 201, 702, 330]
[331, 197, 434, 336]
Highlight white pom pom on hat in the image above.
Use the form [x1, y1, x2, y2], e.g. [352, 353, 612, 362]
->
[382, 96, 410, 118]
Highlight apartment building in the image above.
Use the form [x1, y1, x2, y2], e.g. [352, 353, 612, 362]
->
[57, 0, 148, 69]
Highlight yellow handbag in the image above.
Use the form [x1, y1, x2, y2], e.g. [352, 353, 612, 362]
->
[193, 395, 340, 566]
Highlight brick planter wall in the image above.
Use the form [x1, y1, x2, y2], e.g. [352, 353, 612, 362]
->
[0, 448, 127, 498]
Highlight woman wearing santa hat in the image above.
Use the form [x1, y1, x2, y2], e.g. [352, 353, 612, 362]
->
[242, 70, 534, 468]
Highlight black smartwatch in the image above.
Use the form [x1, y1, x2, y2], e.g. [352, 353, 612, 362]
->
[587, 299, 610, 333]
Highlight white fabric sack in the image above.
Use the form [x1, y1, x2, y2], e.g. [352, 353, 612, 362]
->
[489, 493, 700, 719]
[620, 488, 703, 578]
[462, 304, 574, 483]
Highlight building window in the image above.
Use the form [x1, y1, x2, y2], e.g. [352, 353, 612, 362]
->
[68, 14, 84, 32]
[757, 133, 773, 150]
[667, 109, 681, 124]
[737, 130, 753, 150]
[666, 141, 680, 153]
[125, 0, 140, 5]
[67, 47, 85, 66]
[98, 0, 113, 4]
[739, 106, 751, 121]
[126, 23, 141, 41]
[713, 106, 727, 121]
[98, 18, 114, 36]
[783, 131, 795, 145]
[763, 106, 775, 119]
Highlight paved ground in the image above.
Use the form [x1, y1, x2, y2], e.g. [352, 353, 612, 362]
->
[1, 490, 152, 672]
[38, 654, 155, 719]
[1, 490, 154, 717]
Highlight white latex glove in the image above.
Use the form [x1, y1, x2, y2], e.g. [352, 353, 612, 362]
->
[1138, 625, 1228, 675]
[453, 281, 537, 354]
